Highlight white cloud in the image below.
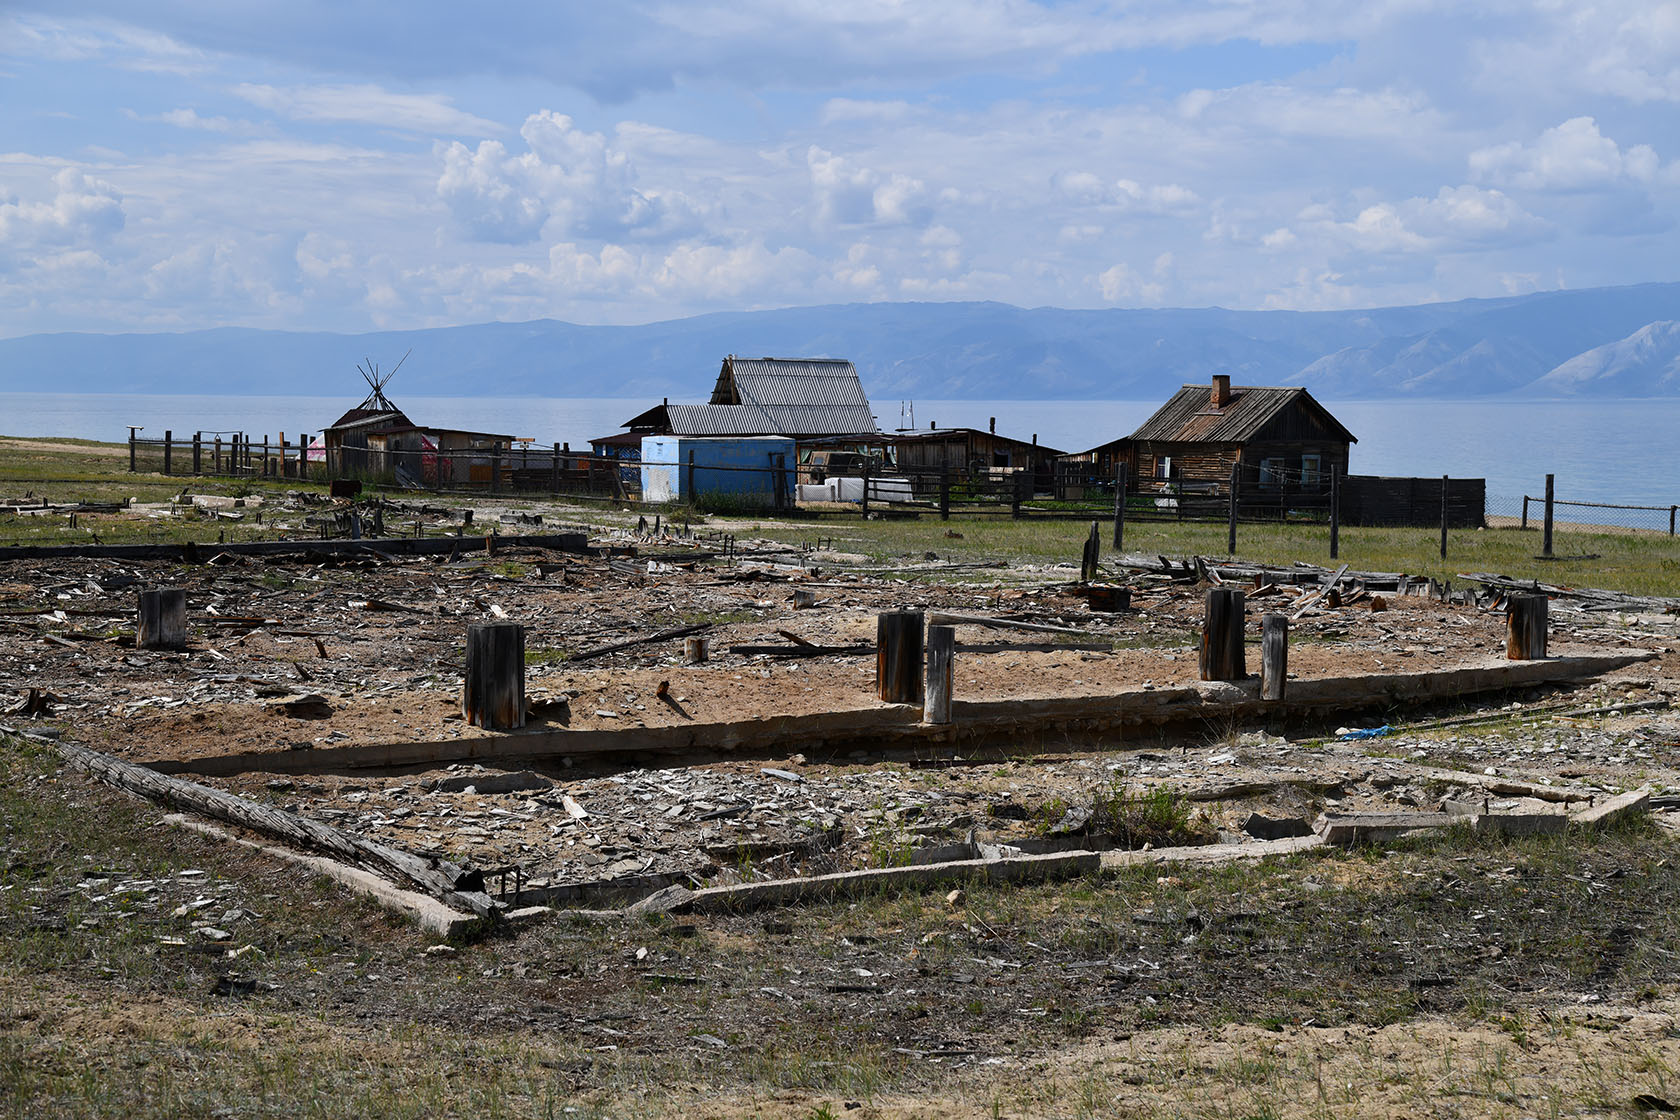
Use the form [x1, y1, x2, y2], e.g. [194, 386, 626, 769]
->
[233, 82, 502, 135]
[1470, 117, 1662, 190]
[0, 168, 125, 264]
[437, 111, 699, 245]
[1051, 171, 1199, 214]
[806, 147, 931, 227]
[1300, 185, 1545, 254]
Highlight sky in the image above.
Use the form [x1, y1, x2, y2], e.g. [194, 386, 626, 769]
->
[2, 1, 1678, 337]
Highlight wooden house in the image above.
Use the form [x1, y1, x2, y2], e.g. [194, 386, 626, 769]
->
[887, 420, 1063, 493]
[1059, 375, 1356, 495]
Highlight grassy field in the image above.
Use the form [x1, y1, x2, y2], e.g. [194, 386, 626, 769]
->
[5, 437, 1678, 596]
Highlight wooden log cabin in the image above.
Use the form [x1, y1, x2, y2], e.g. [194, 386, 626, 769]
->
[1060, 375, 1356, 496]
[887, 419, 1063, 494]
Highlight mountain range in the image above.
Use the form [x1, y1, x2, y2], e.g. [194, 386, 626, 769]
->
[4, 282, 1680, 402]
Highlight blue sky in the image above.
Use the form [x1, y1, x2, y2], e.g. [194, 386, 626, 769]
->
[2, 1, 1677, 336]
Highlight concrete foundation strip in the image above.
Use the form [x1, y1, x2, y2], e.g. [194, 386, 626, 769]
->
[144, 649, 1657, 777]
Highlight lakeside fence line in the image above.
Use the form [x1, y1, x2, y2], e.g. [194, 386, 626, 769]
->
[122, 431, 1676, 548]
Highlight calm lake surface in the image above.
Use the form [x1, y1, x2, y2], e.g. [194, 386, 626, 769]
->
[2, 392, 1676, 515]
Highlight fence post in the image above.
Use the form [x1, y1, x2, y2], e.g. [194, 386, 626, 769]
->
[1227, 461, 1239, 555]
[1671, 506, 1676, 537]
[1177, 476, 1184, 521]
[1081, 520, 1100, 582]
[861, 459, 871, 520]
[1543, 473, 1554, 558]
[939, 467, 950, 521]
[1329, 466, 1340, 560]
[1521, 495, 1529, 530]
[1010, 472, 1022, 519]
[552, 443, 561, 494]
[162, 430, 173, 475]
[1440, 474, 1448, 560]
[192, 432, 202, 475]
[490, 448, 500, 493]
[1112, 471, 1126, 551]
[128, 427, 137, 472]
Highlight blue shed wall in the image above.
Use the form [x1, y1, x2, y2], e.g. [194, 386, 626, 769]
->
[640, 436, 796, 506]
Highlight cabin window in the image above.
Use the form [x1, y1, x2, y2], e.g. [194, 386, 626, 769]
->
[1301, 453, 1323, 488]
[1259, 457, 1283, 489]
[1155, 456, 1171, 480]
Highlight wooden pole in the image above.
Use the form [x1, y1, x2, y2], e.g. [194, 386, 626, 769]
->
[1260, 613, 1288, 701]
[861, 459, 871, 520]
[1506, 594, 1548, 660]
[1112, 472, 1126, 550]
[1329, 466, 1340, 559]
[1227, 461, 1239, 555]
[192, 432, 202, 475]
[162, 429, 173, 476]
[128, 428, 137, 472]
[1440, 474, 1449, 560]
[924, 623, 955, 725]
[1081, 520, 1100, 582]
[553, 442, 561, 494]
[137, 588, 187, 650]
[462, 623, 525, 730]
[1199, 588, 1246, 681]
[1671, 506, 1677, 537]
[1521, 495, 1529, 530]
[876, 610, 924, 704]
[939, 467, 950, 520]
[1543, 473, 1554, 557]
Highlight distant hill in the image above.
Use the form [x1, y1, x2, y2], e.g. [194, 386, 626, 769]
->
[4, 283, 1680, 402]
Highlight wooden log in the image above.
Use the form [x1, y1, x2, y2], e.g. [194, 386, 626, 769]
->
[1506, 594, 1548, 660]
[685, 635, 710, 664]
[55, 740, 495, 917]
[1289, 563, 1350, 620]
[924, 623, 955, 725]
[1199, 588, 1246, 681]
[926, 611, 1100, 637]
[137, 588, 187, 650]
[570, 622, 711, 662]
[463, 622, 526, 730]
[1261, 613, 1288, 701]
[876, 610, 924, 704]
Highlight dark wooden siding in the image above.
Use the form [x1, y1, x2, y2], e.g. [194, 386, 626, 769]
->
[1343, 475, 1485, 528]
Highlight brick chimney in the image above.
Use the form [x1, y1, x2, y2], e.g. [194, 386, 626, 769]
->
[1211, 374, 1232, 408]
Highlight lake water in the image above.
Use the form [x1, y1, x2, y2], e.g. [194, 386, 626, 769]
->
[2, 391, 1677, 519]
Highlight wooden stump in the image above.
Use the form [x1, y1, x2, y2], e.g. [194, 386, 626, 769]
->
[1506, 594, 1548, 660]
[684, 636, 710, 664]
[462, 623, 526, 730]
[137, 588, 187, 650]
[792, 589, 817, 609]
[1199, 588, 1247, 681]
[924, 624, 955, 725]
[876, 611, 925, 704]
[1260, 613, 1288, 701]
[1080, 520, 1100, 582]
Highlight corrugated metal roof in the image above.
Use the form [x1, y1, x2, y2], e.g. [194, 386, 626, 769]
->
[326, 407, 412, 432]
[1128, 384, 1356, 444]
[701, 357, 879, 436]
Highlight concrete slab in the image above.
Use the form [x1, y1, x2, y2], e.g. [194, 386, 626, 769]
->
[1318, 812, 1456, 844]
[1571, 788, 1653, 829]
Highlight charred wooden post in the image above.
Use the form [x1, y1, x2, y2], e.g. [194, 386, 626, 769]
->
[1506, 594, 1548, 660]
[1227, 461, 1239, 555]
[1261, 613, 1289, 701]
[489, 448, 500, 493]
[1671, 505, 1677, 537]
[792, 588, 817, 609]
[1080, 520, 1101, 582]
[1112, 472, 1126, 550]
[213, 435, 222, 474]
[192, 432, 202, 475]
[1543, 473, 1555, 558]
[684, 635, 709, 664]
[462, 622, 526, 730]
[1010, 472, 1022, 519]
[876, 610, 924, 704]
[552, 442, 562, 494]
[1329, 466, 1340, 559]
[1440, 474, 1449, 560]
[162, 429, 173, 476]
[137, 588, 187, 650]
[1522, 494, 1529, 531]
[1198, 588, 1246, 681]
[923, 623, 955, 725]
[128, 427, 137, 472]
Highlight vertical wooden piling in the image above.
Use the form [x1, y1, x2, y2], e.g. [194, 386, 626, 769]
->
[684, 636, 709, 664]
[1543, 474, 1554, 558]
[192, 433, 202, 475]
[1506, 594, 1548, 660]
[792, 589, 817, 609]
[876, 611, 924, 704]
[1198, 588, 1246, 681]
[462, 622, 526, 730]
[1080, 521, 1101, 582]
[924, 623, 955, 725]
[1261, 613, 1288, 701]
[162, 430, 173, 476]
[137, 588, 187, 650]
